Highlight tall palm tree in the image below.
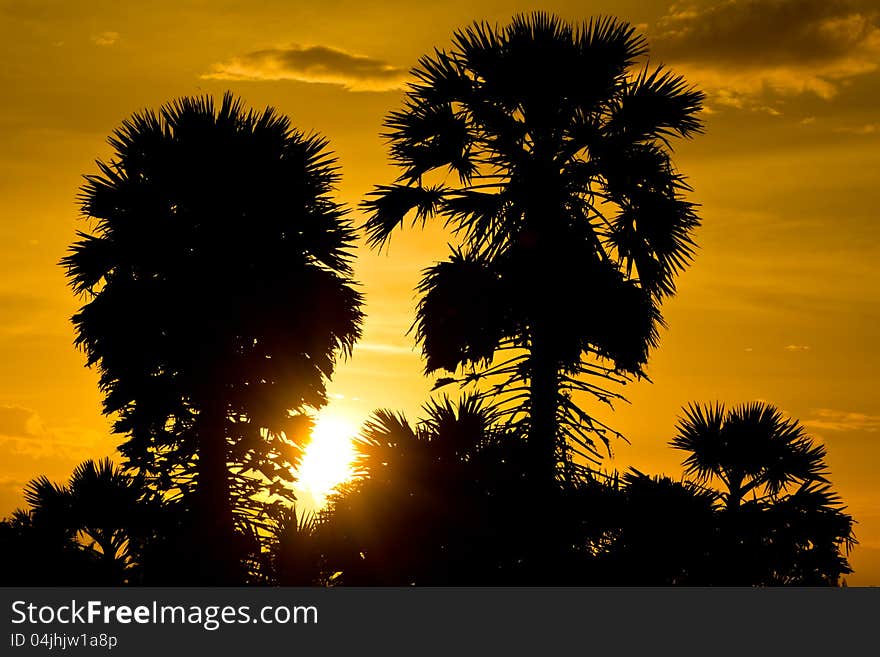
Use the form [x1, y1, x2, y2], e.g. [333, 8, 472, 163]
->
[671, 402, 856, 584]
[363, 13, 703, 489]
[61, 93, 364, 582]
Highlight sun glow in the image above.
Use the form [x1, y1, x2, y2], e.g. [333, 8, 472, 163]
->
[294, 413, 358, 510]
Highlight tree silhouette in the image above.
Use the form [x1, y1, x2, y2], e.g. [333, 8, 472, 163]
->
[588, 471, 720, 584]
[263, 505, 326, 586]
[0, 510, 97, 586]
[671, 402, 857, 584]
[363, 13, 704, 490]
[0, 458, 158, 584]
[61, 93, 364, 583]
[65, 458, 159, 583]
[673, 402, 830, 510]
[318, 395, 522, 584]
[318, 394, 621, 584]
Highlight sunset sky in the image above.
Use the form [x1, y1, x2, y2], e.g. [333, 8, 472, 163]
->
[1, 0, 878, 583]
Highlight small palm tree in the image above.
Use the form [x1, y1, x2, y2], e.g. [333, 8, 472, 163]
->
[671, 402, 829, 509]
[66, 458, 156, 582]
[1, 459, 158, 584]
[363, 13, 703, 489]
[319, 395, 515, 584]
[62, 93, 364, 582]
[264, 505, 324, 586]
[671, 402, 856, 585]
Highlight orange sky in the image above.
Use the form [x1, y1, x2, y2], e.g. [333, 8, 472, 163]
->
[1, 0, 878, 584]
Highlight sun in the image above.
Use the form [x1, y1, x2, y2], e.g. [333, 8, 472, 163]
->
[294, 413, 358, 510]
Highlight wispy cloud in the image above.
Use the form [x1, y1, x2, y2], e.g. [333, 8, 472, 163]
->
[356, 342, 416, 355]
[652, 0, 880, 108]
[202, 45, 407, 91]
[0, 404, 100, 460]
[804, 408, 880, 432]
[834, 122, 880, 134]
[91, 31, 119, 47]
[783, 344, 811, 352]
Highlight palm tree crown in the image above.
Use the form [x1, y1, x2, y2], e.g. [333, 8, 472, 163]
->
[363, 13, 703, 484]
[672, 401, 829, 508]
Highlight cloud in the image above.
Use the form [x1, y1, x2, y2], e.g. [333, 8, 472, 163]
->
[784, 344, 811, 352]
[356, 342, 416, 355]
[834, 122, 880, 134]
[804, 408, 880, 432]
[0, 405, 43, 438]
[91, 31, 119, 47]
[0, 404, 102, 460]
[202, 45, 407, 91]
[652, 1, 880, 106]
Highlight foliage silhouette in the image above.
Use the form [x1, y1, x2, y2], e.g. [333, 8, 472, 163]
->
[313, 399, 856, 586]
[61, 92, 363, 583]
[0, 458, 159, 585]
[363, 12, 704, 490]
[671, 402, 856, 585]
[262, 505, 328, 585]
[0, 404, 857, 586]
[318, 395, 622, 584]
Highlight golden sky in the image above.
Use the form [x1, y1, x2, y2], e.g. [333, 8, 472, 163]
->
[1, 0, 878, 583]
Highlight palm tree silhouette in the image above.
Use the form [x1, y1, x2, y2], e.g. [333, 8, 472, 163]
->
[363, 13, 703, 490]
[319, 394, 517, 584]
[319, 394, 623, 584]
[66, 458, 157, 583]
[0, 459, 157, 584]
[61, 93, 364, 583]
[264, 505, 325, 585]
[672, 402, 830, 509]
[671, 402, 856, 584]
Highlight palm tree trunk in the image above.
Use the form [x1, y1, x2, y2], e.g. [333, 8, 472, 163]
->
[195, 398, 238, 584]
[525, 322, 562, 583]
[528, 322, 559, 494]
[725, 472, 744, 511]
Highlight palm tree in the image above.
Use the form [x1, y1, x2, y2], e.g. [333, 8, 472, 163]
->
[0, 459, 158, 584]
[319, 394, 620, 584]
[671, 402, 856, 584]
[66, 458, 157, 582]
[363, 13, 703, 489]
[264, 505, 324, 585]
[61, 93, 364, 583]
[319, 395, 520, 584]
[671, 402, 830, 510]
